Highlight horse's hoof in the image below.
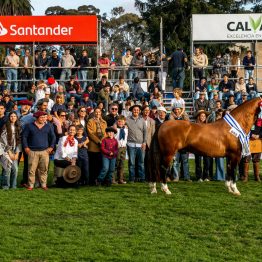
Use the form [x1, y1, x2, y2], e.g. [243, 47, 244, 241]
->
[151, 188, 157, 194]
[161, 188, 172, 195]
[232, 190, 241, 196]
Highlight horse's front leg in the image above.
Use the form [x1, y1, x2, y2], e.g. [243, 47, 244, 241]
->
[226, 157, 241, 196]
[225, 157, 234, 193]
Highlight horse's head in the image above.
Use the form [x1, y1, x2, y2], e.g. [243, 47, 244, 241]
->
[230, 97, 262, 134]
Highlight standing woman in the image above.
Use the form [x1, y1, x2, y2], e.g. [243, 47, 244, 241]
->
[74, 106, 88, 134]
[87, 107, 107, 185]
[194, 110, 211, 182]
[0, 111, 21, 189]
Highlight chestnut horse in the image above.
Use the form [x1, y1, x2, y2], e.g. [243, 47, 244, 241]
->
[148, 97, 261, 195]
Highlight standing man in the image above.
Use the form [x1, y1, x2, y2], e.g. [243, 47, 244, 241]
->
[19, 48, 33, 92]
[126, 104, 147, 182]
[122, 48, 133, 80]
[168, 48, 187, 89]
[193, 47, 205, 86]
[4, 48, 19, 92]
[49, 50, 61, 81]
[60, 47, 76, 84]
[22, 111, 56, 190]
[141, 105, 155, 180]
[243, 50, 255, 81]
[77, 49, 90, 91]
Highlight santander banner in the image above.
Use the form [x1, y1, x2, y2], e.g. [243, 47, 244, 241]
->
[0, 16, 98, 43]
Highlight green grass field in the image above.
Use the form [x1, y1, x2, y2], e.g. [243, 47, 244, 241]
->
[0, 161, 262, 261]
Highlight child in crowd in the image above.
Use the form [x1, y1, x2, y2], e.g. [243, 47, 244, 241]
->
[115, 115, 128, 184]
[121, 101, 132, 118]
[51, 94, 67, 119]
[97, 127, 118, 186]
[35, 80, 47, 103]
[75, 125, 89, 185]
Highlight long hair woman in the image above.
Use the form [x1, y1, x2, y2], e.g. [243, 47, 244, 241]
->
[0, 111, 21, 189]
[87, 107, 107, 185]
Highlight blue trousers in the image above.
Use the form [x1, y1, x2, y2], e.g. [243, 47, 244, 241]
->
[127, 146, 145, 182]
[172, 67, 185, 88]
[173, 151, 190, 180]
[215, 158, 225, 181]
[98, 156, 116, 183]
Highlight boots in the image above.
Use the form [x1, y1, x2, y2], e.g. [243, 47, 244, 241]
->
[242, 162, 249, 182]
[253, 162, 261, 182]
[117, 169, 126, 184]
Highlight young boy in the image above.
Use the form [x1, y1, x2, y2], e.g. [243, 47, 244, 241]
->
[75, 125, 89, 185]
[97, 127, 118, 186]
[115, 115, 128, 184]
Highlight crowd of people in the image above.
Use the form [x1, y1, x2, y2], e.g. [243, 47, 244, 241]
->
[0, 45, 261, 190]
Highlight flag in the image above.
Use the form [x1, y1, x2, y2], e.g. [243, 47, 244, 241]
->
[122, 48, 126, 56]
[111, 49, 115, 62]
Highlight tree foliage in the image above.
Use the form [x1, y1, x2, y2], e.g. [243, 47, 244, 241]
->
[0, 0, 33, 15]
[45, 5, 100, 16]
[135, 0, 259, 54]
[102, 9, 150, 55]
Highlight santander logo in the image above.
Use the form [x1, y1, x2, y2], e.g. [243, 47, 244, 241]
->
[0, 22, 8, 36]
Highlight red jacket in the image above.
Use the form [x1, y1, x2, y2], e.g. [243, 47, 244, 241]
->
[101, 137, 118, 159]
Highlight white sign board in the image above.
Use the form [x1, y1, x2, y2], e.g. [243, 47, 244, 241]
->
[192, 14, 262, 41]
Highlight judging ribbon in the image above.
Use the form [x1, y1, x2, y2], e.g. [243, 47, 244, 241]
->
[223, 113, 251, 157]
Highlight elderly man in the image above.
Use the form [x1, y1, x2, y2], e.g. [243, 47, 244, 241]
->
[155, 106, 168, 127]
[142, 105, 155, 180]
[22, 111, 56, 190]
[126, 104, 147, 182]
[104, 103, 119, 127]
[170, 105, 191, 182]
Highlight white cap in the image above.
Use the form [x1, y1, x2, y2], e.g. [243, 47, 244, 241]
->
[157, 106, 167, 113]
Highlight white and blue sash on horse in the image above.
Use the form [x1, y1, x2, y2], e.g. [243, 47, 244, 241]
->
[223, 113, 251, 157]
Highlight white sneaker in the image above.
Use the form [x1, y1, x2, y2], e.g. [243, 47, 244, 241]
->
[198, 178, 203, 182]
[204, 178, 210, 182]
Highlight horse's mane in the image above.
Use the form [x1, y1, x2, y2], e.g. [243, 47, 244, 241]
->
[230, 97, 260, 119]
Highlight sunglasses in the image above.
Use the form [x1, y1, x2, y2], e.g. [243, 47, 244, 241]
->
[80, 110, 86, 112]
[111, 108, 118, 111]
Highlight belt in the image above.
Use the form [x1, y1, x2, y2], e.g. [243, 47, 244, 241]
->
[127, 143, 142, 148]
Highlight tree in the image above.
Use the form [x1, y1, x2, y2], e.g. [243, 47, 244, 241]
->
[45, 5, 100, 16]
[0, 0, 33, 15]
[135, 0, 258, 54]
[102, 8, 151, 59]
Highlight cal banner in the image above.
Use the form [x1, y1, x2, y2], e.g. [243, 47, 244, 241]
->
[192, 14, 262, 41]
[0, 16, 98, 43]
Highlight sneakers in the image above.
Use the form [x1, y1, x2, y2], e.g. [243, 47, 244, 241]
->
[27, 187, 33, 191]
[41, 186, 48, 191]
[198, 178, 203, 182]
[118, 180, 127, 184]
[204, 178, 210, 182]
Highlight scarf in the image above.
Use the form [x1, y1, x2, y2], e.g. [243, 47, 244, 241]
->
[64, 135, 75, 147]
[94, 118, 104, 140]
[223, 113, 250, 157]
[119, 127, 125, 140]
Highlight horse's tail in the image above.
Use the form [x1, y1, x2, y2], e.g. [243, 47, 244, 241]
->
[148, 127, 161, 182]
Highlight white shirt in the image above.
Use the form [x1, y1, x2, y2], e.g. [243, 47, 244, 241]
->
[54, 136, 78, 160]
[115, 127, 128, 148]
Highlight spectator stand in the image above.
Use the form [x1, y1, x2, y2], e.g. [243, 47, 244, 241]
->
[191, 14, 262, 94]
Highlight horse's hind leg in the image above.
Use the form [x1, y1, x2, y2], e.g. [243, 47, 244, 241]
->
[160, 155, 173, 195]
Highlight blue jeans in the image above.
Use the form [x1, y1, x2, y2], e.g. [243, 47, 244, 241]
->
[77, 156, 89, 184]
[98, 156, 116, 183]
[194, 91, 208, 100]
[245, 69, 254, 81]
[249, 91, 257, 99]
[215, 157, 225, 181]
[60, 69, 72, 83]
[2, 160, 18, 189]
[128, 70, 138, 82]
[127, 146, 145, 182]
[78, 70, 88, 91]
[173, 151, 190, 180]
[39, 70, 49, 80]
[234, 92, 242, 105]
[6, 68, 18, 92]
[219, 90, 234, 100]
[173, 67, 185, 88]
